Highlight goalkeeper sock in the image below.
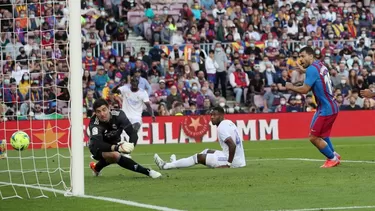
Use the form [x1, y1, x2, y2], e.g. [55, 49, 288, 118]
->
[323, 137, 335, 152]
[163, 154, 197, 169]
[95, 159, 111, 172]
[117, 156, 150, 176]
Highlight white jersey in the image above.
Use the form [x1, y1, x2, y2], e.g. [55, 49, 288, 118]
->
[217, 120, 246, 168]
[118, 85, 149, 124]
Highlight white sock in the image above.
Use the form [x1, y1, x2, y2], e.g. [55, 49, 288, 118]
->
[163, 154, 197, 169]
[329, 156, 338, 161]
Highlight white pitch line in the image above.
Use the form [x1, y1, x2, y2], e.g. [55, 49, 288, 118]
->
[277, 205, 375, 211]
[0, 182, 185, 211]
[1, 158, 375, 174]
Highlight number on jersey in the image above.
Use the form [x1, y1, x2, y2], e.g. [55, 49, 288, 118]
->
[320, 66, 333, 95]
[234, 130, 241, 146]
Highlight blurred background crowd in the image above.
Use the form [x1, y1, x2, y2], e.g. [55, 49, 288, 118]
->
[0, 0, 375, 121]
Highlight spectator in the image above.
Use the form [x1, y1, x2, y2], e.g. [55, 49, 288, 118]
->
[263, 83, 284, 113]
[229, 68, 249, 104]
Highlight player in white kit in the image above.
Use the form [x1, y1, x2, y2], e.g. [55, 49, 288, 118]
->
[112, 76, 155, 147]
[154, 107, 246, 169]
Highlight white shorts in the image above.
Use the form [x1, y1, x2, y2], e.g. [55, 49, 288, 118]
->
[205, 150, 228, 168]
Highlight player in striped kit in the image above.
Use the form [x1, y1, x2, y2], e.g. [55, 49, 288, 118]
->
[286, 47, 341, 168]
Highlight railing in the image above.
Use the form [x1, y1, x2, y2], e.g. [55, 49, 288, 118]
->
[101, 39, 375, 57]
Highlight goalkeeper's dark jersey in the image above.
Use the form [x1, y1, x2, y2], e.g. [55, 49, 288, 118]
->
[88, 110, 137, 152]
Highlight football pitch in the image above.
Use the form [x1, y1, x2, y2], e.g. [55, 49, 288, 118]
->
[1, 137, 375, 211]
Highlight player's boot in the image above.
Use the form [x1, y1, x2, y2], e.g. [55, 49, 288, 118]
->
[334, 152, 341, 160]
[320, 158, 340, 168]
[170, 154, 176, 162]
[89, 162, 100, 176]
[148, 169, 162, 179]
[154, 154, 166, 170]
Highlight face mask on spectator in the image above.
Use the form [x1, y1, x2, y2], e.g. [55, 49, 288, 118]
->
[295, 48, 300, 52]
[234, 106, 240, 110]
[362, 15, 366, 19]
[343, 9, 348, 14]
[296, 95, 302, 100]
[101, 11, 106, 16]
[115, 77, 121, 82]
[240, 18, 244, 23]
[4, 79, 9, 85]
[219, 102, 225, 107]
[216, 48, 221, 52]
[87, 52, 92, 57]
[313, 10, 319, 15]
[30, 14, 35, 18]
[365, 61, 372, 66]
[321, 14, 326, 19]
[250, 56, 255, 60]
[192, 86, 198, 91]
[341, 80, 346, 84]
[238, 49, 244, 54]
[328, 34, 334, 39]
[164, 10, 168, 14]
[226, 49, 231, 54]
[259, 6, 263, 10]
[324, 58, 330, 64]
[280, 100, 286, 105]
[110, 59, 115, 63]
[24, 76, 29, 80]
[137, 56, 142, 60]
[124, 58, 129, 62]
[266, 68, 272, 72]
[31, 56, 36, 60]
[315, 50, 320, 55]
[34, 80, 39, 84]
[109, 18, 115, 22]
[109, 84, 114, 89]
[250, 43, 255, 48]
[89, 85, 95, 89]
[361, 33, 366, 38]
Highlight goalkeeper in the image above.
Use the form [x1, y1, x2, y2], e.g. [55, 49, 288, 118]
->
[89, 98, 161, 178]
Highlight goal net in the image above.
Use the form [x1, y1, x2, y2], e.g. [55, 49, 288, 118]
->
[0, 0, 82, 199]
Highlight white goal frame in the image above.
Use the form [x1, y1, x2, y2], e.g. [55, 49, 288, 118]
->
[69, 0, 84, 196]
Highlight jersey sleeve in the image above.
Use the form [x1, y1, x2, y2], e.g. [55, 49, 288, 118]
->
[142, 90, 150, 103]
[118, 110, 138, 143]
[304, 66, 319, 87]
[89, 123, 113, 152]
[118, 85, 128, 96]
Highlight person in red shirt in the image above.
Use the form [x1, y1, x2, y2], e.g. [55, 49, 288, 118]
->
[165, 66, 178, 88]
[229, 68, 249, 104]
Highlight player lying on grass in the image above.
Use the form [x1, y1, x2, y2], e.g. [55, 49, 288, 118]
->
[154, 106, 246, 169]
[89, 98, 161, 178]
[285, 47, 341, 168]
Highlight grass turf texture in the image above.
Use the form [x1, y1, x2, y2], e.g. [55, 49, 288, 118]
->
[1, 137, 375, 211]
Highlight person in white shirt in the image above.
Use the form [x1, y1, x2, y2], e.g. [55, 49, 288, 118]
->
[112, 76, 155, 147]
[205, 50, 219, 83]
[154, 106, 246, 169]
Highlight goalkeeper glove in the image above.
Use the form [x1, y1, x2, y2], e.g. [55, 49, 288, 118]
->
[114, 142, 134, 154]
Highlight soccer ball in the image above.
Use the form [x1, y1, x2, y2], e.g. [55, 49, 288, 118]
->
[10, 131, 30, 151]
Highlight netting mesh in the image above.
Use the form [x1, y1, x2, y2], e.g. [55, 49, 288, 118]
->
[0, 0, 73, 199]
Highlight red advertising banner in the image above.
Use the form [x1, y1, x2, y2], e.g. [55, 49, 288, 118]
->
[0, 111, 374, 149]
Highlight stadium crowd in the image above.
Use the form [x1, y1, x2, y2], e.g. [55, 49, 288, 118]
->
[0, 0, 375, 121]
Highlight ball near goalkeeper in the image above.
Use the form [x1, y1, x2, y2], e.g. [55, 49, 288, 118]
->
[88, 98, 161, 178]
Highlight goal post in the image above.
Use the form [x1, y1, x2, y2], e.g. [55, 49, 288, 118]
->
[69, 0, 85, 196]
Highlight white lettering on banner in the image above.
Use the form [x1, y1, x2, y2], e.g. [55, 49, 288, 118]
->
[165, 122, 178, 144]
[202, 122, 217, 143]
[236, 120, 257, 141]
[259, 119, 279, 140]
[151, 122, 164, 144]
[178, 126, 195, 143]
[138, 123, 149, 145]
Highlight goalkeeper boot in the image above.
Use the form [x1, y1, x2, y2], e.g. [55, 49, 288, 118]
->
[89, 162, 100, 176]
[148, 169, 162, 179]
[320, 158, 340, 168]
[154, 154, 166, 170]
[170, 154, 177, 162]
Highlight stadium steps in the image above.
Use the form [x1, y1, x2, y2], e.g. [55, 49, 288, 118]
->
[127, 31, 152, 53]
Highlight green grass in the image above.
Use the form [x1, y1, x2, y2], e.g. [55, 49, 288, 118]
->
[1, 137, 375, 211]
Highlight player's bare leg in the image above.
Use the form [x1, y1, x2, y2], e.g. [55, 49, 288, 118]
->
[154, 149, 216, 170]
[91, 151, 161, 178]
[309, 136, 340, 168]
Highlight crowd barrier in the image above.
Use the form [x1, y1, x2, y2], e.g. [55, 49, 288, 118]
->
[1, 110, 374, 149]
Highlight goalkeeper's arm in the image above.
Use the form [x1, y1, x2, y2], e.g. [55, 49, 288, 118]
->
[90, 126, 120, 152]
